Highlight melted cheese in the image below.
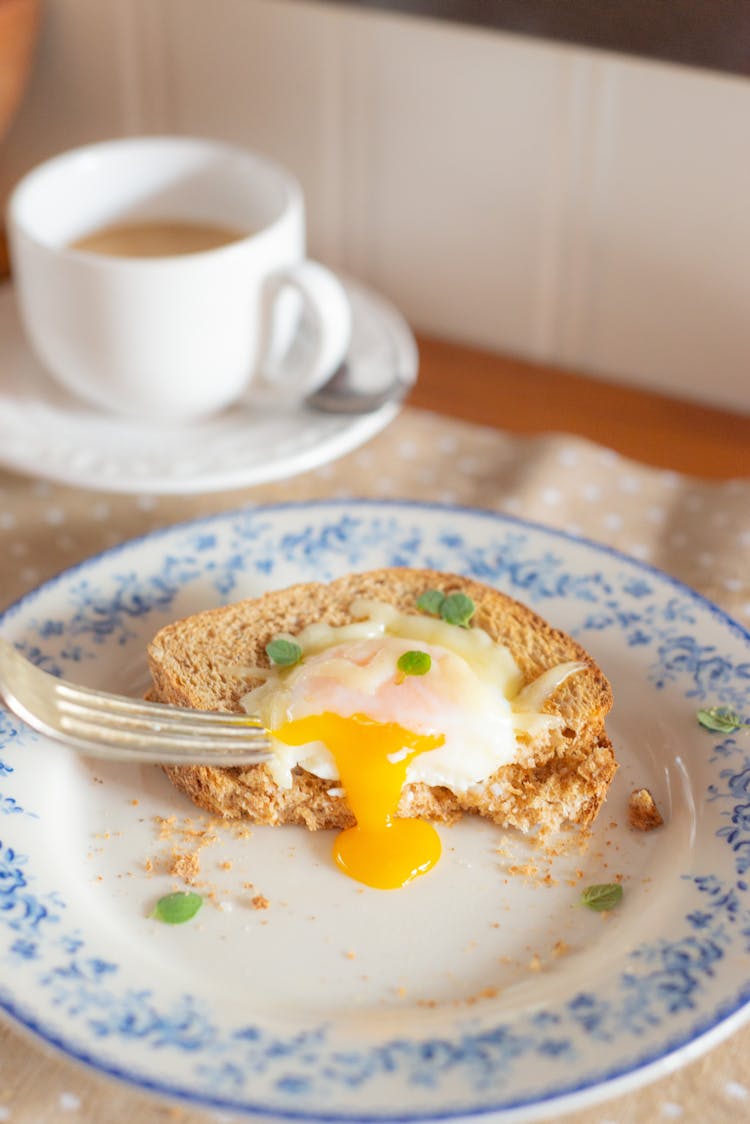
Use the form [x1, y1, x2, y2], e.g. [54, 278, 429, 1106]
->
[288, 597, 523, 690]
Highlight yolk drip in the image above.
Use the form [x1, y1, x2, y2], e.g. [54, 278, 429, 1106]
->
[272, 713, 445, 889]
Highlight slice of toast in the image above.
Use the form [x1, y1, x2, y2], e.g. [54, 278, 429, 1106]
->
[147, 568, 616, 834]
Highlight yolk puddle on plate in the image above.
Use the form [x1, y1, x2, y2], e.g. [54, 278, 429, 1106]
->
[272, 713, 445, 889]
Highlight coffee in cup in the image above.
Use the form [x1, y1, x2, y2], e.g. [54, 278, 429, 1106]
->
[69, 219, 248, 258]
[7, 136, 352, 420]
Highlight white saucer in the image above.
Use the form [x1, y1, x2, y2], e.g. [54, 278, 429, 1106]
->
[0, 278, 417, 494]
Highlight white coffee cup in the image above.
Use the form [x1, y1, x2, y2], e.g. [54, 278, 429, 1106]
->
[7, 136, 352, 420]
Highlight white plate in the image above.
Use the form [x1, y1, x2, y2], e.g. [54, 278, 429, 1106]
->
[1, 500, 750, 1122]
[0, 279, 415, 494]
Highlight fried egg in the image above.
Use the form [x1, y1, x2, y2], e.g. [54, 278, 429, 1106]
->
[241, 598, 584, 890]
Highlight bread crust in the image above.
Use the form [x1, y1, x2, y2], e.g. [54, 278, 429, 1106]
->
[148, 568, 616, 833]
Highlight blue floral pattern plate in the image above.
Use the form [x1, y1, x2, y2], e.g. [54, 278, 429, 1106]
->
[1, 499, 749, 1121]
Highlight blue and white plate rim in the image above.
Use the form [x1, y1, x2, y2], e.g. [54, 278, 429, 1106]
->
[0, 497, 749, 1122]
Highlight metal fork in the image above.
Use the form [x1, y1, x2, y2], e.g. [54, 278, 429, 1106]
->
[0, 638, 271, 765]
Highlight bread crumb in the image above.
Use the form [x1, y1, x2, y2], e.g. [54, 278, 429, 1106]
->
[251, 894, 269, 911]
[628, 787, 664, 831]
[220, 860, 233, 871]
[169, 850, 201, 883]
[508, 862, 538, 879]
[536, 824, 591, 859]
[345, 950, 356, 960]
[130, 799, 139, 806]
[552, 940, 569, 958]
[528, 954, 543, 972]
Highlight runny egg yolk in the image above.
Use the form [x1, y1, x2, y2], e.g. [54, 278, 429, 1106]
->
[272, 712, 445, 890]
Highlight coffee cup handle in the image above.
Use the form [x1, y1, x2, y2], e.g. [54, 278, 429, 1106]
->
[257, 261, 352, 398]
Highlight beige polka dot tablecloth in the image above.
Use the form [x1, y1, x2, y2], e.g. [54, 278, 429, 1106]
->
[0, 405, 749, 1124]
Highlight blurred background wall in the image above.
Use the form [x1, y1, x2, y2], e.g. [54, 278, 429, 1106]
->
[2, 0, 749, 413]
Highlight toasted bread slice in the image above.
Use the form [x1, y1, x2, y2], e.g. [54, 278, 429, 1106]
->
[147, 568, 616, 833]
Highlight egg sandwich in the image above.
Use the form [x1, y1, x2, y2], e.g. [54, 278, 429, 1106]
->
[147, 569, 616, 887]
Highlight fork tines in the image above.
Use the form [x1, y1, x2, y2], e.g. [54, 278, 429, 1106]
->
[53, 682, 270, 763]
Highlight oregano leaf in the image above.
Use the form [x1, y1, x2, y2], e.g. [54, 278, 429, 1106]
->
[697, 706, 749, 734]
[439, 592, 475, 628]
[152, 891, 203, 925]
[416, 589, 446, 616]
[266, 637, 303, 667]
[580, 883, 623, 912]
[396, 650, 432, 679]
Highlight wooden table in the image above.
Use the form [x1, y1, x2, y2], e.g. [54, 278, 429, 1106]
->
[409, 335, 749, 479]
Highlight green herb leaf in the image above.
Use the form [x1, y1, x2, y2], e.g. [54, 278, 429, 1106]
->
[152, 891, 203, 925]
[416, 589, 446, 616]
[266, 637, 303, 667]
[439, 592, 475, 628]
[580, 883, 623, 912]
[697, 706, 749, 734]
[416, 588, 476, 628]
[396, 650, 432, 679]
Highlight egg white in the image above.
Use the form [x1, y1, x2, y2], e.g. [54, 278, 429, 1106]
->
[240, 601, 585, 793]
[244, 635, 519, 791]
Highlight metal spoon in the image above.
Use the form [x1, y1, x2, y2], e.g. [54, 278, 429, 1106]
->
[305, 361, 414, 415]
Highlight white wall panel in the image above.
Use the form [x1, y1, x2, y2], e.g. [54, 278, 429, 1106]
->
[557, 56, 750, 413]
[333, 10, 577, 362]
[162, 0, 348, 270]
